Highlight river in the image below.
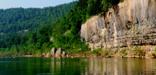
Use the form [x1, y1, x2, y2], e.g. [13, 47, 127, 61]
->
[0, 57, 156, 75]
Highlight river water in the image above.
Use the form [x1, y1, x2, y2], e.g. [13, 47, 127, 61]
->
[0, 57, 156, 75]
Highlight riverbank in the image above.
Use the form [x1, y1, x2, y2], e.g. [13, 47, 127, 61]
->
[63, 46, 156, 59]
[0, 46, 156, 58]
[28, 46, 156, 59]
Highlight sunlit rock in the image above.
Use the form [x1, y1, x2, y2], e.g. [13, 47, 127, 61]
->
[55, 48, 62, 57]
[80, 0, 156, 50]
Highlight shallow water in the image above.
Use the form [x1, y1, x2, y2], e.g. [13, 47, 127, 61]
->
[0, 57, 156, 75]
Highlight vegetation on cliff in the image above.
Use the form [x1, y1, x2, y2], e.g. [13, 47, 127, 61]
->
[0, 0, 129, 56]
[51, 0, 121, 53]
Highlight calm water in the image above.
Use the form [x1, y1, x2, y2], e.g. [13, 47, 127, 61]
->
[0, 57, 156, 75]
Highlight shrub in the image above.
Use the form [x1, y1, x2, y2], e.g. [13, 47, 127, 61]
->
[131, 46, 146, 57]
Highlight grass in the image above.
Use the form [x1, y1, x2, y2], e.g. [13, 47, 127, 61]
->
[91, 46, 156, 58]
[129, 46, 146, 57]
[92, 48, 112, 57]
[0, 46, 156, 58]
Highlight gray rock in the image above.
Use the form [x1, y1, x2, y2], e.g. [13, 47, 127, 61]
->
[62, 51, 66, 57]
[55, 48, 62, 57]
[51, 48, 55, 56]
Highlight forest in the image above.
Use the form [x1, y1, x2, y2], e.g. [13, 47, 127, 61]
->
[0, 2, 75, 48]
[0, 0, 120, 56]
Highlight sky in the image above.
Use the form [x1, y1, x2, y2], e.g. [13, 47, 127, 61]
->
[0, 0, 75, 9]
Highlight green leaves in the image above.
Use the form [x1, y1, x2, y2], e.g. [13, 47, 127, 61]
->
[0, 0, 118, 53]
[78, 0, 120, 16]
[51, 0, 118, 52]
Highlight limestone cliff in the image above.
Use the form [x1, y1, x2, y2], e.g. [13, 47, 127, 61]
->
[80, 0, 156, 50]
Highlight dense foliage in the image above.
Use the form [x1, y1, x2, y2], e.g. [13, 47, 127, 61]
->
[0, 0, 120, 55]
[0, 2, 76, 55]
[51, 0, 120, 53]
[0, 4, 74, 33]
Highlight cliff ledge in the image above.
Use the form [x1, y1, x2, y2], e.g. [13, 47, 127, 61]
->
[80, 0, 156, 50]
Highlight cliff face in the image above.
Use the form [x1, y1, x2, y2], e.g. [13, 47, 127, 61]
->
[80, 0, 156, 50]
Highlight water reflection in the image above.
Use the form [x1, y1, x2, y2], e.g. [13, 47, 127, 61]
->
[0, 57, 156, 75]
[50, 58, 87, 75]
[86, 58, 156, 75]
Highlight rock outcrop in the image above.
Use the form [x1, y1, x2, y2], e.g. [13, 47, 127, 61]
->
[50, 48, 66, 57]
[80, 0, 156, 50]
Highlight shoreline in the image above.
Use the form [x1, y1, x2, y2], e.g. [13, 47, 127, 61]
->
[0, 52, 155, 59]
[0, 54, 155, 59]
[0, 46, 156, 59]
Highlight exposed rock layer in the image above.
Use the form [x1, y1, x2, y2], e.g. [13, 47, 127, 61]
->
[80, 0, 156, 50]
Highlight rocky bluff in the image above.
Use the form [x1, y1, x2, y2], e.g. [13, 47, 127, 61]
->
[80, 0, 156, 50]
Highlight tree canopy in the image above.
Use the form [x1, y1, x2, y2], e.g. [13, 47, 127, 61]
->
[0, 0, 120, 54]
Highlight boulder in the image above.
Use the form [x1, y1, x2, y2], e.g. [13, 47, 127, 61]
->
[51, 48, 56, 57]
[55, 48, 62, 57]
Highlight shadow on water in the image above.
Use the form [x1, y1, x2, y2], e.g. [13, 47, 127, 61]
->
[0, 57, 156, 75]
